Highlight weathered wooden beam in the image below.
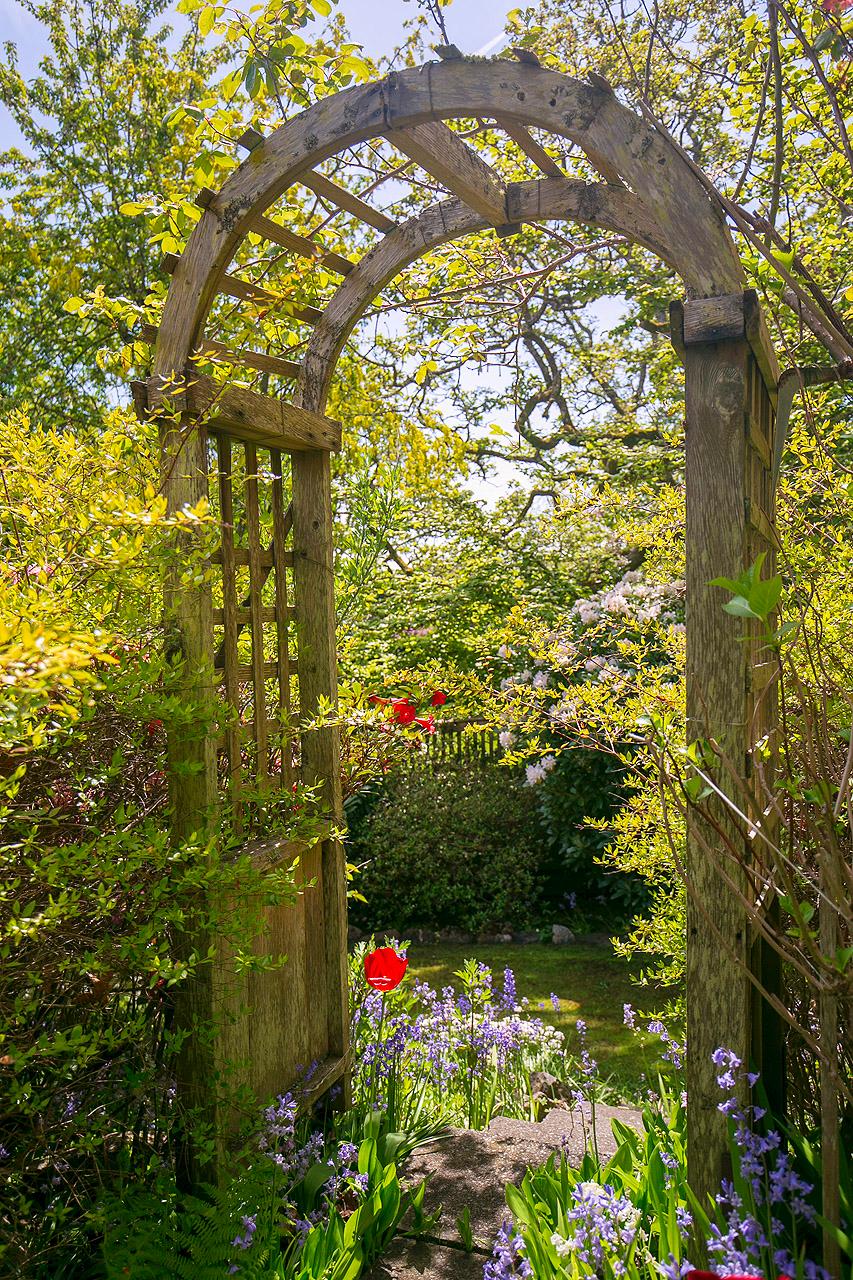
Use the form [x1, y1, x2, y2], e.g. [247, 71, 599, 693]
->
[196, 186, 354, 276]
[683, 290, 779, 402]
[162, 252, 322, 323]
[301, 171, 396, 234]
[141, 322, 300, 381]
[388, 121, 509, 226]
[249, 212, 354, 276]
[145, 374, 342, 452]
[499, 120, 564, 178]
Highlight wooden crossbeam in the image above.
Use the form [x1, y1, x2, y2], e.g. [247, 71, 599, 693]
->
[388, 122, 509, 226]
[161, 252, 321, 323]
[145, 374, 342, 452]
[300, 171, 397, 233]
[247, 212, 354, 277]
[235, 125, 395, 234]
[141, 323, 299, 381]
[499, 121, 564, 179]
[213, 605, 295, 626]
[196, 186, 354, 276]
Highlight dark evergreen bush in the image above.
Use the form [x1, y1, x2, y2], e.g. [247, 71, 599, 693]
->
[347, 761, 545, 934]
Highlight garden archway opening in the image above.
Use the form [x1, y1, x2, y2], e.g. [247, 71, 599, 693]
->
[139, 55, 783, 1200]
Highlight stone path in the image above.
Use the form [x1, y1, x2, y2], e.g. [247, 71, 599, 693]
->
[366, 1103, 642, 1279]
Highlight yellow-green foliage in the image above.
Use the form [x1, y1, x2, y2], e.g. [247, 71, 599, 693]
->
[0, 412, 310, 1274]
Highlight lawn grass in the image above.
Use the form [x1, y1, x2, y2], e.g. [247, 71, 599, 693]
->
[405, 942, 681, 1098]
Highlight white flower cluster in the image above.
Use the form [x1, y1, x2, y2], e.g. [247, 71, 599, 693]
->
[525, 754, 557, 786]
[573, 571, 684, 630]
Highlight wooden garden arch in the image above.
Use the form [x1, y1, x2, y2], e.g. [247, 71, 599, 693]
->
[138, 55, 783, 1198]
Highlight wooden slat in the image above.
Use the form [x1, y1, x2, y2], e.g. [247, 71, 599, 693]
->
[142, 323, 299, 381]
[162, 252, 321, 323]
[683, 293, 747, 345]
[195, 185, 354, 276]
[270, 446, 295, 792]
[747, 500, 777, 546]
[499, 120, 564, 178]
[148, 375, 342, 452]
[291, 447, 350, 1098]
[214, 661, 295, 682]
[213, 605, 295, 626]
[748, 417, 772, 470]
[216, 435, 243, 818]
[388, 121, 509, 226]
[300, 171, 397, 233]
[247, 211, 354, 276]
[242, 822, 332, 870]
[245, 442, 269, 787]
[210, 546, 279, 568]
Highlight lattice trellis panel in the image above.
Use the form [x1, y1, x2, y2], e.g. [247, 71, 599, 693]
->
[211, 435, 298, 817]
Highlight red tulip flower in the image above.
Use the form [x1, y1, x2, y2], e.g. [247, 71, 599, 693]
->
[391, 698, 416, 726]
[686, 1272, 792, 1280]
[430, 690, 448, 706]
[363, 947, 408, 991]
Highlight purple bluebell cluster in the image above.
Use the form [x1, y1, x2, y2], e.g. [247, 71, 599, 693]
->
[351, 964, 565, 1128]
[230, 1087, 374, 1270]
[709, 1048, 827, 1280]
[483, 1220, 532, 1279]
[231, 1214, 257, 1250]
[550, 1180, 641, 1275]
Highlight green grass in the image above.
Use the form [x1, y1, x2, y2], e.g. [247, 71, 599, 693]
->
[406, 942, 681, 1098]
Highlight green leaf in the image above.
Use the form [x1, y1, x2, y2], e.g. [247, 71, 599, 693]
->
[198, 4, 218, 36]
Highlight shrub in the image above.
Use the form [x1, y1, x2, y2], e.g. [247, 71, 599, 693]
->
[347, 760, 544, 934]
[0, 412, 311, 1275]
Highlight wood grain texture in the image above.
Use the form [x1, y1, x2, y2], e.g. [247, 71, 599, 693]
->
[301, 170, 396, 233]
[147, 374, 341, 452]
[290, 446, 350, 1093]
[498, 119, 564, 177]
[243, 208, 354, 275]
[155, 404, 219, 1189]
[153, 60, 743, 387]
[682, 329, 754, 1205]
[244, 442, 269, 788]
[387, 121, 509, 225]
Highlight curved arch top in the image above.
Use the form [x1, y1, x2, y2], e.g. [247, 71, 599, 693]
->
[154, 58, 745, 392]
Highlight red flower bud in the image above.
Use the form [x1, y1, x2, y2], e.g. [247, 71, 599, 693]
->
[430, 690, 448, 706]
[415, 715, 436, 733]
[368, 695, 388, 706]
[363, 946, 408, 991]
[391, 699, 416, 726]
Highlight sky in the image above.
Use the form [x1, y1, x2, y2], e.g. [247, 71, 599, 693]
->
[0, 0, 514, 149]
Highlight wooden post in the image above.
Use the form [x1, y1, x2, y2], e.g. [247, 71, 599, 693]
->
[673, 291, 781, 1207]
[154, 394, 220, 1190]
[291, 449, 351, 1100]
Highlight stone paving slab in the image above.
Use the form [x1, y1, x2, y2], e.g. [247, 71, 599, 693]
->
[367, 1239, 487, 1280]
[365, 1105, 642, 1278]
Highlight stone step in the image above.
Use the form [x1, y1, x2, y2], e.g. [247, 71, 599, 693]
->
[365, 1104, 642, 1278]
